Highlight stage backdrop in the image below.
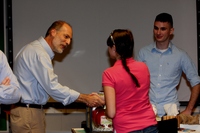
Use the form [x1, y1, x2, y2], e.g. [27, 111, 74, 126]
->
[12, 0, 197, 102]
[0, 0, 4, 52]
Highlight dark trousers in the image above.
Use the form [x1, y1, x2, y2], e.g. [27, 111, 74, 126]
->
[129, 125, 158, 133]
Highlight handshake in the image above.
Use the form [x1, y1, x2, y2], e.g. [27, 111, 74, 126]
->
[77, 92, 105, 107]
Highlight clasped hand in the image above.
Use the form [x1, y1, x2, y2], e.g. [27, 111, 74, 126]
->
[0, 77, 10, 86]
[87, 92, 105, 107]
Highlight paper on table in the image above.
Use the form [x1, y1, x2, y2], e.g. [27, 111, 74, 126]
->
[180, 124, 200, 132]
[164, 103, 179, 116]
[151, 104, 157, 115]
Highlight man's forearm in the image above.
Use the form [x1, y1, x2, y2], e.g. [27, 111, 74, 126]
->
[75, 94, 88, 104]
[185, 84, 200, 113]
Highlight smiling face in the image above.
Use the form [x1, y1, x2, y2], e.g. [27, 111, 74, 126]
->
[50, 23, 72, 53]
[153, 21, 174, 46]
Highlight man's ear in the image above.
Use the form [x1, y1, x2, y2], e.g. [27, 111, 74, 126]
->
[170, 27, 174, 35]
[50, 29, 57, 37]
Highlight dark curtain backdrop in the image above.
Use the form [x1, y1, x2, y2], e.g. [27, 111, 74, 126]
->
[0, 0, 4, 52]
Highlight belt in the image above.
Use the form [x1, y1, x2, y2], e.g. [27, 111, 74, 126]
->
[15, 102, 43, 109]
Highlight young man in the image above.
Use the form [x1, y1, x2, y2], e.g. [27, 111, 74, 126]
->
[10, 20, 104, 133]
[137, 13, 200, 117]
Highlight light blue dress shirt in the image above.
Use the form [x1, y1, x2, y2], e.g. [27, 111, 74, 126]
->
[0, 50, 20, 104]
[137, 42, 200, 117]
[14, 37, 80, 105]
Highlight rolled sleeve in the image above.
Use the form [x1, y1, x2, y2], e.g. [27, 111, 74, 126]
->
[62, 90, 80, 105]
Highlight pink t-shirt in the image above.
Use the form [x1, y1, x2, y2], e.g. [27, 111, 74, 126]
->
[102, 58, 157, 133]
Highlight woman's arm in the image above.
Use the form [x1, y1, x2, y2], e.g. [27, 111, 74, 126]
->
[103, 86, 116, 119]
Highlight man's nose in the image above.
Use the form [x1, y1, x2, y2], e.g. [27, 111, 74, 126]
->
[157, 29, 161, 34]
[65, 38, 71, 45]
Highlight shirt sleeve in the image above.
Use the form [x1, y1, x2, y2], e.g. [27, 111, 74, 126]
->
[0, 51, 21, 104]
[181, 52, 200, 87]
[32, 51, 80, 105]
[136, 48, 145, 62]
[102, 70, 115, 88]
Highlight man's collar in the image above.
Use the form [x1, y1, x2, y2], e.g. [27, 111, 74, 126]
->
[151, 42, 172, 53]
[38, 36, 55, 59]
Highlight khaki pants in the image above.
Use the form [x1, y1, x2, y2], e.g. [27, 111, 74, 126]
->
[10, 106, 46, 133]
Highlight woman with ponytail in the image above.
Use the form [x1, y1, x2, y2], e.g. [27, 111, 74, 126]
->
[102, 29, 158, 133]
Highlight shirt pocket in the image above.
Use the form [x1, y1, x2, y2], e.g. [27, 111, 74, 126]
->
[162, 61, 182, 77]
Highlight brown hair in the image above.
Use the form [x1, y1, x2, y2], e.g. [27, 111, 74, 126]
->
[45, 20, 72, 37]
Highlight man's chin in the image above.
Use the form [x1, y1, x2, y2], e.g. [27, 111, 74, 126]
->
[58, 51, 64, 54]
[55, 49, 64, 54]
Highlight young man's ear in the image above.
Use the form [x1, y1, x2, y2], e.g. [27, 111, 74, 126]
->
[170, 28, 174, 35]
